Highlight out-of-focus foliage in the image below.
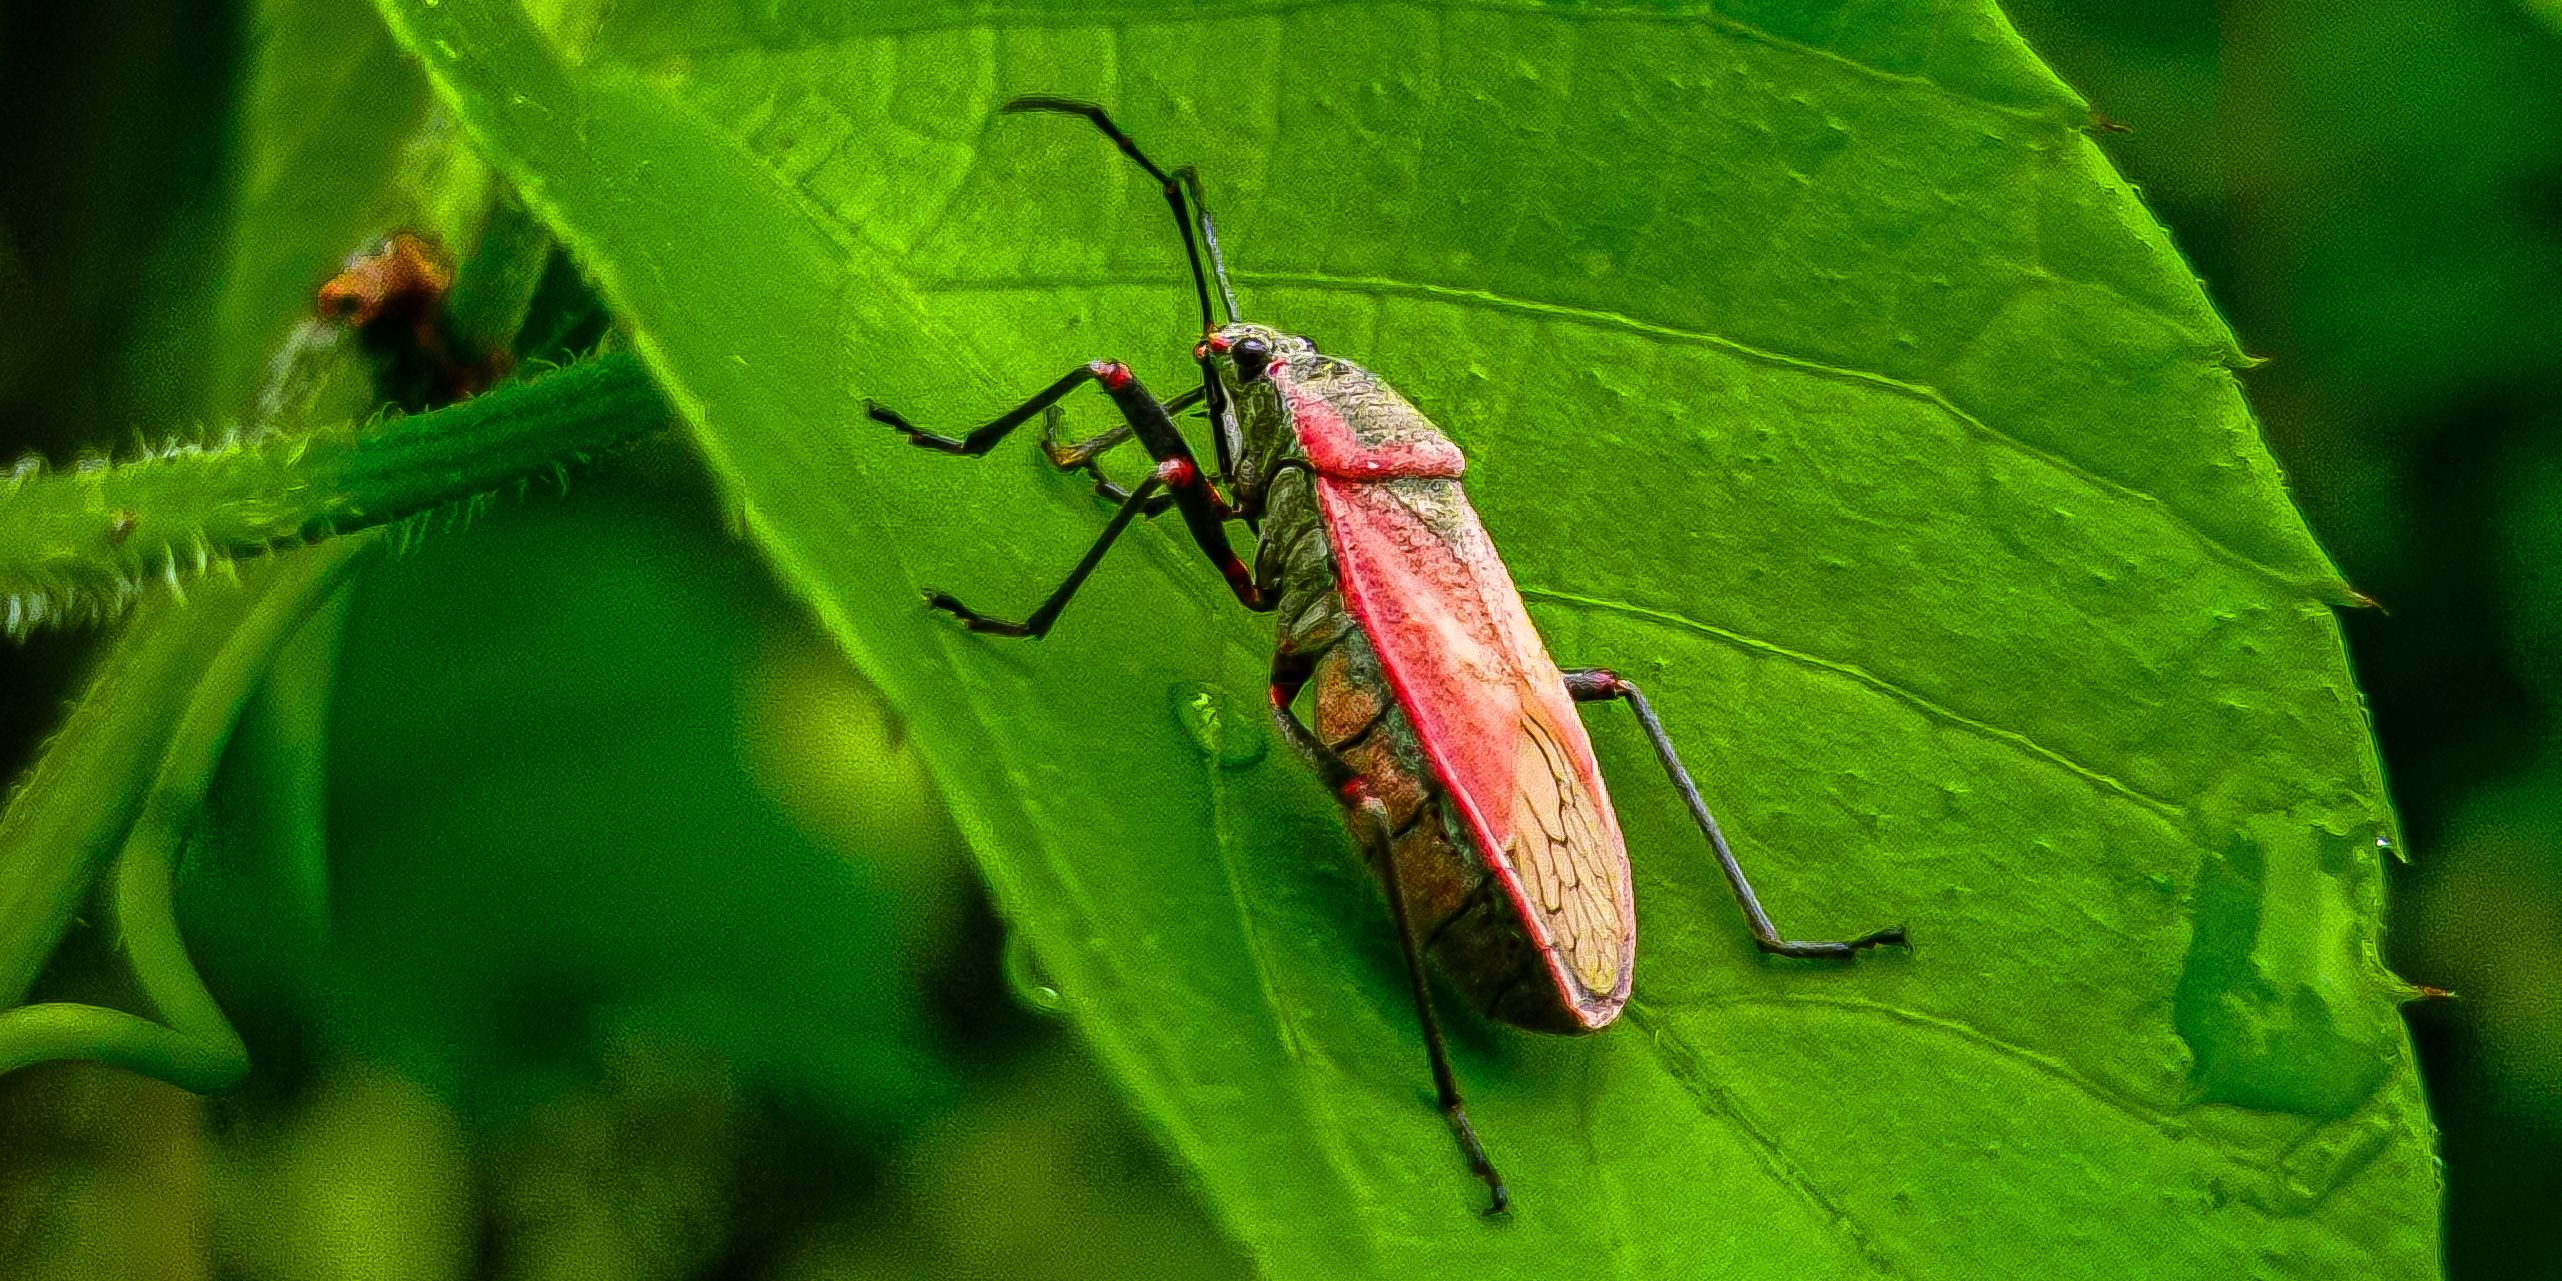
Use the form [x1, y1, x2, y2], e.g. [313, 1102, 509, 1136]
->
[0, 1, 1246, 1277]
[1, 452, 1249, 1279]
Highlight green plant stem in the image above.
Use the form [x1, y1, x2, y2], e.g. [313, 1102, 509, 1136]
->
[2, 350, 668, 630]
[0, 530, 384, 1070]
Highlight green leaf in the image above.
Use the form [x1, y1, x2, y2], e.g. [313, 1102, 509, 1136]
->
[376, 1, 2439, 1274]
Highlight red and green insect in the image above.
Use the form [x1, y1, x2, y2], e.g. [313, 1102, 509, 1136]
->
[872, 98, 1907, 1214]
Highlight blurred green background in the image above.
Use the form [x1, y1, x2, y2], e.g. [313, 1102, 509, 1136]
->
[0, 1, 2552, 1278]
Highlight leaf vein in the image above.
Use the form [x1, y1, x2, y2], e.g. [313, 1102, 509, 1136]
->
[1518, 584, 2187, 821]
[1234, 270, 2335, 601]
[908, 270, 2334, 599]
[1623, 1002, 1911, 1277]
[1678, 991, 2168, 1131]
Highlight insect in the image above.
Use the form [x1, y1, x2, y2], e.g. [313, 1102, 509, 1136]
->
[316, 232, 508, 405]
[872, 99, 1907, 1214]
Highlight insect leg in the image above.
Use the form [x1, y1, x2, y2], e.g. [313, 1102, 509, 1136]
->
[1561, 667, 1908, 960]
[1044, 383, 1207, 465]
[869, 363, 1114, 456]
[890, 360, 1265, 623]
[1039, 383, 1207, 513]
[1271, 654, 1509, 1216]
[1040, 408, 1171, 513]
[1082, 373, 1269, 614]
[924, 469, 1168, 638]
[1040, 412, 1135, 469]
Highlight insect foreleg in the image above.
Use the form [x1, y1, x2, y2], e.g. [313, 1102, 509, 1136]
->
[1039, 384, 1206, 516]
[1561, 668, 1907, 960]
[886, 362, 1265, 619]
[1270, 656, 1510, 1216]
[1042, 383, 1208, 468]
[923, 469, 1169, 638]
[1040, 408, 1170, 514]
[868, 362, 1117, 456]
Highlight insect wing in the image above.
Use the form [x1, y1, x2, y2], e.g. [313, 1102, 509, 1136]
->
[1508, 690, 1630, 1004]
[1313, 471, 1636, 1025]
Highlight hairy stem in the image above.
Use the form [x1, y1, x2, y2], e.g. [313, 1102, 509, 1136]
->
[1, 351, 667, 631]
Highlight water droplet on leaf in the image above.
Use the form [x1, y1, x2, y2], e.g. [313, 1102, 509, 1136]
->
[1170, 680, 1267, 770]
[1002, 929, 1066, 1017]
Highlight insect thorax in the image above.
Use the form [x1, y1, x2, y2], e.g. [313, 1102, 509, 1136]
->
[1209, 323, 1457, 481]
[1213, 323, 1315, 478]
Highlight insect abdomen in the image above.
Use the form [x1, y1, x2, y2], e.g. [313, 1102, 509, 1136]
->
[1261, 466, 1590, 1035]
[1309, 633, 1591, 1034]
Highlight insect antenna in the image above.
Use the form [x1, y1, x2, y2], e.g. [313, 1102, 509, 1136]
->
[1003, 96, 1249, 486]
[1000, 96, 1236, 329]
[1175, 166, 1241, 324]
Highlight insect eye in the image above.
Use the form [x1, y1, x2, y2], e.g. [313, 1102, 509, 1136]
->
[1232, 337, 1274, 381]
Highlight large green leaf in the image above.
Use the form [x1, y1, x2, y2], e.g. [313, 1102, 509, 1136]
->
[373, 1, 2437, 1274]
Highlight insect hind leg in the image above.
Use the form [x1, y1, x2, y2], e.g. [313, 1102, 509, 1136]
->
[1561, 667, 1907, 960]
[1271, 655, 1509, 1216]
